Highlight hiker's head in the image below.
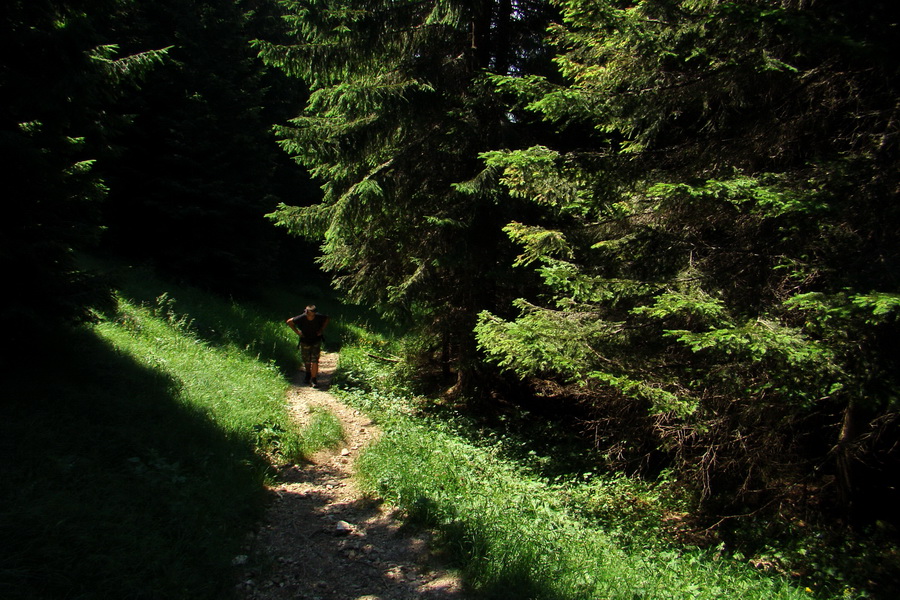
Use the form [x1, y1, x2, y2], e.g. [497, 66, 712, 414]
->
[305, 304, 316, 319]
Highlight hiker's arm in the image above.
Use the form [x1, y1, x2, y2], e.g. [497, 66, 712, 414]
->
[318, 316, 330, 336]
[286, 317, 300, 336]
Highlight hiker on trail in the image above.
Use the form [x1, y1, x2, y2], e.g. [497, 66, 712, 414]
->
[286, 305, 329, 388]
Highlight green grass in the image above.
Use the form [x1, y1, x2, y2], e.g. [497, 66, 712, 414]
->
[95, 293, 306, 462]
[105, 262, 387, 364]
[0, 276, 345, 600]
[345, 398, 812, 600]
[298, 407, 345, 457]
[332, 345, 843, 600]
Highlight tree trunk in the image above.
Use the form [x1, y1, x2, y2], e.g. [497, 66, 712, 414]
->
[835, 399, 858, 514]
[441, 330, 451, 379]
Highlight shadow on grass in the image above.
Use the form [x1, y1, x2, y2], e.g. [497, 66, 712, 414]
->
[0, 326, 270, 600]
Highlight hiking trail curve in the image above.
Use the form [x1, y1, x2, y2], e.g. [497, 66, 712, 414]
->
[234, 352, 467, 600]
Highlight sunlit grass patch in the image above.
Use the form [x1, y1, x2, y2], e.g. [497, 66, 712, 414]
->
[96, 294, 305, 464]
[297, 407, 345, 457]
[342, 383, 814, 600]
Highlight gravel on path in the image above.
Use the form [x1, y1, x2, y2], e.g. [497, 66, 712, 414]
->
[234, 352, 467, 600]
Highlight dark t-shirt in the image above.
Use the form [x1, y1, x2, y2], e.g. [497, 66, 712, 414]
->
[291, 312, 328, 344]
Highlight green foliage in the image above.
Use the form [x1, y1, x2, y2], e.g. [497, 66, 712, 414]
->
[503, 222, 574, 266]
[89, 43, 170, 84]
[4, 0, 898, 594]
[851, 293, 900, 321]
[649, 176, 826, 219]
[351, 410, 813, 600]
[787, 291, 900, 329]
[258, 0, 559, 392]
[331, 324, 895, 599]
[665, 319, 830, 368]
[632, 287, 729, 323]
[476, 300, 624, 379]
[480, 146, 589, 213]
[472, 0, 900, 539]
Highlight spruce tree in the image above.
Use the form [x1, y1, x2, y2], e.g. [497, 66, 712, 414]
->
[473, 0, 900, 535]
[259, 0, 554, 390]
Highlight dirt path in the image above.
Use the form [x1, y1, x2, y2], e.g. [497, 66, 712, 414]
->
[234, 352, 467, 600]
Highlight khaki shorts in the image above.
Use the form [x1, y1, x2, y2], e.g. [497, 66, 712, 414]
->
[299, 341, 322, 365]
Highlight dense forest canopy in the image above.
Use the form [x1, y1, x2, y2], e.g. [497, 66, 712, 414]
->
[262, 0, 900, 530]
[4, 0, 899, 590]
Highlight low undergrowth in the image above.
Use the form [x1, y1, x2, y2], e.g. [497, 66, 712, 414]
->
[334, 345, 860, 600]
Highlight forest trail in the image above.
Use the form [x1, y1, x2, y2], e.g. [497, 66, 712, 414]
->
[234, 352, 467, 600]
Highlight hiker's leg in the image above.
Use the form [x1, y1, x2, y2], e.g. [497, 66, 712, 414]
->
[300, 343, 313, 380]
[310, 343, 320, 377]
[309, 343, 322, 381]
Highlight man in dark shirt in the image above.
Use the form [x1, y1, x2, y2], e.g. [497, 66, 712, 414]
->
[286, 304, 330, 387]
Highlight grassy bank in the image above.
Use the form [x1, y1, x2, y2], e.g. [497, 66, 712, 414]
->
[355, 416, 807, 600]
[334, 345, 851, 600]
[0, 275, 343, 599]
